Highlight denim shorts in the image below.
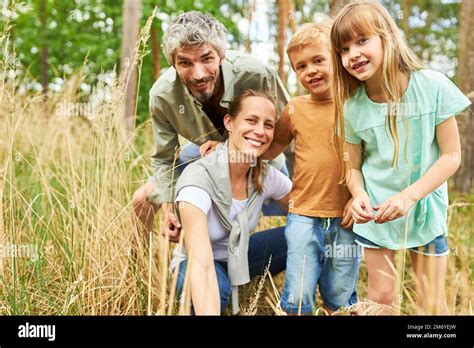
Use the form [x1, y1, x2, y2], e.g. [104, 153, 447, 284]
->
[355, 234, 449, 256]
[280, 214, 361, 314]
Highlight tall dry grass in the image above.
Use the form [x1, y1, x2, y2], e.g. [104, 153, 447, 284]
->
[0, 6, 168, 315]
[0, 5, 472, 316]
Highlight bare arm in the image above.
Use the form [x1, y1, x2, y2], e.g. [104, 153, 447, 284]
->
[263, 105, 292, 161]
[375, 116, 461, 223]
[407, 117, 461, 200]
[275, 193, 290, 211]
[178, 202, 220, 315]
[262, 141, 288, 161]
[345, 142, 374, 223]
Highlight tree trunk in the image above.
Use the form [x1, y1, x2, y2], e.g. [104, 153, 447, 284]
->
[120, 0, 142, 137]
[288, 0, 297, 34]
[277, 0, 289, 86]
[401, 0, 410, 38]
[39, 0, 48, 95]
[288, 0, 304, 95]
[453, 0, 474, 193]
[245, 0, 256, 53]
[150, 24, 161, 81]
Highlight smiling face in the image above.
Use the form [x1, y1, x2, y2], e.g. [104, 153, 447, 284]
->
[174, 44, 222, 102]
[224, 95, 276, 160]
[290, 42, 331, 100]
[339, 34, 384, 84]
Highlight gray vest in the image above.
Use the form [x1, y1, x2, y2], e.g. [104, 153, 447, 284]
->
[175, 141, 265, 314]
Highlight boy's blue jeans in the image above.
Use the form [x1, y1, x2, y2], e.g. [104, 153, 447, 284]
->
[281, 214, 361, 314]
[174, 226, 287, 314]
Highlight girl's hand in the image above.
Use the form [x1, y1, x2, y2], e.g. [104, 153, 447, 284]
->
[351, 191, 375, 224]
[199, 140, 222, 157]
[373, 190, 417, 224]
[341, 197, 354, 229]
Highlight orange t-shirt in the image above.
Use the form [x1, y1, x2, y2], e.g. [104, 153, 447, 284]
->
[273, 95, 351, 217]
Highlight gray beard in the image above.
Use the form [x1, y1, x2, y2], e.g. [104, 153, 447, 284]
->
[184, 73, 220, 103]
[194, 90, 214, 103]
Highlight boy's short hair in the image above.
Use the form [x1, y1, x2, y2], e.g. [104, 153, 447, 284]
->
[287, 20, 333, 69]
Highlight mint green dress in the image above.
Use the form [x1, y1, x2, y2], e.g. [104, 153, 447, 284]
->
[344, 69, 471, 249]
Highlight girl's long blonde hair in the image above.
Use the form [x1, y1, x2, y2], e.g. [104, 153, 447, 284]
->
[330, 0, 424, 180]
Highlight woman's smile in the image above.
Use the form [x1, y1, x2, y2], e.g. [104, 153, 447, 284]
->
[243, 136, 267, 148]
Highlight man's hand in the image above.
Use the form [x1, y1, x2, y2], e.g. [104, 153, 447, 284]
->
[341, 197, 354, 229]
[199, 140, 222, 157]
[161, 202, 181, 243]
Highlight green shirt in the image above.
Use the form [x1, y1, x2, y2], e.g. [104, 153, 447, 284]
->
[344, 69, 471, 249]
[148, 50, 290, 204]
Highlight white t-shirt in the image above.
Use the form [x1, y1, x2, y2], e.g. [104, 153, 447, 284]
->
[170, 166, 292, 270]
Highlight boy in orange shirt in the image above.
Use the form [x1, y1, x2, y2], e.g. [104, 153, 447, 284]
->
[264, 21, 360, 315]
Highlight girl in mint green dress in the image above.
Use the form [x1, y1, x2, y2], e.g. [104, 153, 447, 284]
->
[330, 1, 471, 314]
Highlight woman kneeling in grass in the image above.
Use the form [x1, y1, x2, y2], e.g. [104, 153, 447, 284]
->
[172, 90, 292, 315]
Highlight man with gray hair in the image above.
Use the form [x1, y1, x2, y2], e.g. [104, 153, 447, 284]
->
[132, 11, 290, 243]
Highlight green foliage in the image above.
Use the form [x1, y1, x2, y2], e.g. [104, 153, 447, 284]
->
[0, 0, 463, 121]
[382, 0, 461, 78]
[2, 0, 244, 124]
[137, 0, 244, 124]
[5, 0, 122, 86]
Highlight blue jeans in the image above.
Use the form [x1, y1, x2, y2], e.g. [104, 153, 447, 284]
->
[281, 214, 361, 314]
[178, 142, 289, 216]
[355, 234, 449, 256]
[175, 226, 287, 314]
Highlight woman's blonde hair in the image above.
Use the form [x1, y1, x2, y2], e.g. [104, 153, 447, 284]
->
[330, 0, 424, 179]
